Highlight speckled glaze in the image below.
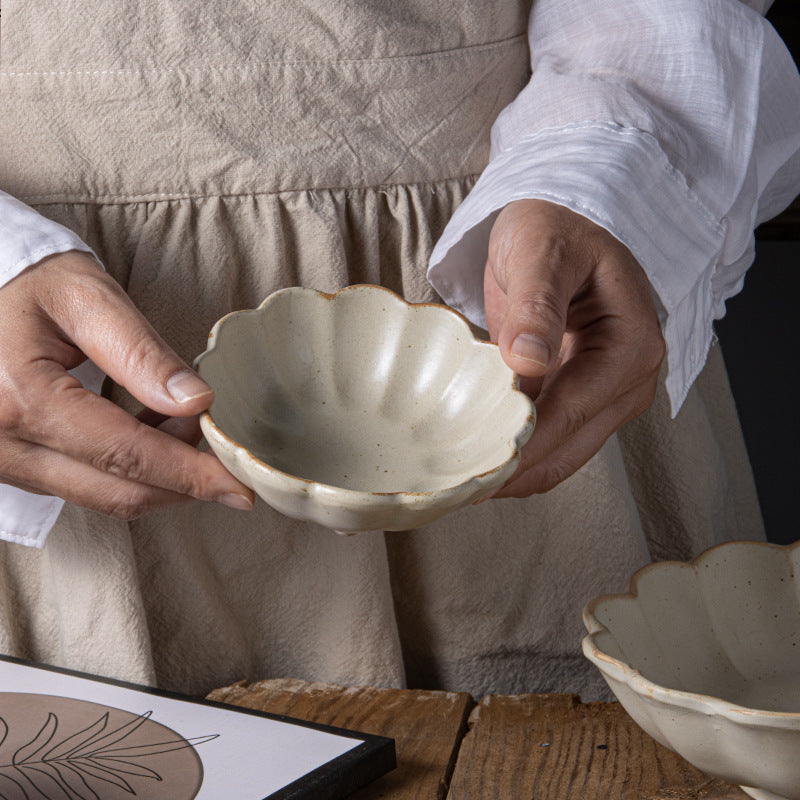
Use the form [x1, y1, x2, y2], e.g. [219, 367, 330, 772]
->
[194, 285, 535, 532]
[583, 540, 800, 800]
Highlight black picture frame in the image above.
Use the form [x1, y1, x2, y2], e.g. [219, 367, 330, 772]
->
[0, 654, 396, 800]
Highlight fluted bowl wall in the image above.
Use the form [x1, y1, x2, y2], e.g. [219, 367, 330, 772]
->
[195, 285, 535, 532]
[583, 540, 800, 800]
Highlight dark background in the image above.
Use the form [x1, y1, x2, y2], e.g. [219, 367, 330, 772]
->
[713, 1, 799, 545]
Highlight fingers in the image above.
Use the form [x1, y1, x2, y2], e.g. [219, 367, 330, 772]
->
[490, 308, 661, 496]
[481, 199, 666, 497]
[493, 380, 655, 498]
[33, 252, 214, 418]
[1, 439, 193, 520]
[137, 407, 204, 446]
[20, 374, 252, 508]
[0, 251, 254, 516]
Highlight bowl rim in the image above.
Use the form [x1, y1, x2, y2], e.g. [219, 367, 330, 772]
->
[582, 538, 800, 727]
[194, 284, 536, 506]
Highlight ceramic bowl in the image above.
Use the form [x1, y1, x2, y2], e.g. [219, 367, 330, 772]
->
[582, 540, 800, 800]
[194, 285, 535, 532]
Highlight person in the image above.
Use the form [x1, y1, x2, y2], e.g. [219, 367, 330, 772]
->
[0, 0, 797, 699]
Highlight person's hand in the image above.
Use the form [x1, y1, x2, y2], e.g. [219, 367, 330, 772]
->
[0, 250, 254, 519]
[484, 199, 665, 497]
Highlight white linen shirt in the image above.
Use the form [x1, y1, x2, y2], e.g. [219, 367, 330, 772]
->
[2, 0, 800, 547]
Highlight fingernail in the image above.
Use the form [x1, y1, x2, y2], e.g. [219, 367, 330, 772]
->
[511, 334, 549, 367]
[167, 371, 213, 403]
[217, 492, 254, 511]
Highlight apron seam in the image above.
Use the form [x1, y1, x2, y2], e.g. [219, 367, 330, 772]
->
[22, 174, 481, 206]
[0, 33, 527, 77]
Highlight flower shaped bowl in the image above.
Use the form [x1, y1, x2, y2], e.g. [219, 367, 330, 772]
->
[194, 285, 535, 532]
[582, 540, 800, 800]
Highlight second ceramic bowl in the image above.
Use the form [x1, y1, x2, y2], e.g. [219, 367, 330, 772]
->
[583, 540, 800, 800]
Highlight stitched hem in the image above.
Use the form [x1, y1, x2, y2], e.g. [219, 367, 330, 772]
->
[0, 529, 47, 549]
[0, 32, 528, 77]
[23, 173, 482, 207]
[0, 240, 96, 285]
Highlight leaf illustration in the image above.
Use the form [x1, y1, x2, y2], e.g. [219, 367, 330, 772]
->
[56, 763, 100, 800]
[43, 714, 109, 762]
[12, 765, 41, 799]
[0, 767, 31, 800]
[67, 759, 135, 795]
[17, 763, 74, 800]
[103, 733, 219, 758]
[46, 762, 101, 800]
[66, 712, 151, 760]
[0, 704, 217, 800]
[13, 714, 57, 766]
[90, 756, 162, 781]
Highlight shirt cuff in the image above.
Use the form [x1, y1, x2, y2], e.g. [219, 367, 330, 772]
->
[0, 488, 65, 549]
[0, 359, 105, 548]
[427, 122, 727, 416]
[0, 189, 96, 288]
[0, 191, 105, 547]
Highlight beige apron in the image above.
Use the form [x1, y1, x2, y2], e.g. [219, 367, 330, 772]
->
[0, 1, 764, 699]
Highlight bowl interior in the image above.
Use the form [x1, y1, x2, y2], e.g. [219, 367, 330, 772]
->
[199, 287, 531, 493]
[591, 543, 800, 712]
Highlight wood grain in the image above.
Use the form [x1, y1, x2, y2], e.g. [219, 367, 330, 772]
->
[208, 678, 474, 800]
[445, 694, 749, 800]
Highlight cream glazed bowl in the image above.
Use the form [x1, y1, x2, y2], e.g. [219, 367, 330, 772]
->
[582, 540, 800, 800]
[194, 285, 535, 533]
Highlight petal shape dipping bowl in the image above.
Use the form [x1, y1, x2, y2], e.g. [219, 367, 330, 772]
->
[583, 540, 800, 800]
[194, 285, 535, 533]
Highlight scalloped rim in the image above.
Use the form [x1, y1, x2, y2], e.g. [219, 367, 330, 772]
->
[582, 539, 800, 727]
[194, 285, 536, 512]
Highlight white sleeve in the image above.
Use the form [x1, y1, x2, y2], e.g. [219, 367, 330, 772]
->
[0, 189, 102, 547]
[428, 0, 800, 415]
[0, 189, 95, 285]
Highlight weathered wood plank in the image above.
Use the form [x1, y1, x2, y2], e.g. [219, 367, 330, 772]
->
[445, 693, 749, 800]
[208, 678, 474, 800]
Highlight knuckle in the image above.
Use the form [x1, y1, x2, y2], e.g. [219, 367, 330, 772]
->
[490, 206, 573, 277]
[93, 431, 146, 482]
[103, 490, 150, 521]
[535, 460, 575, 493]
[508, 226, 569, 267]
[48, 267, 117, 327]
[551, 394, 592, 440]
[0, 396, 26, 435]
[169, 462, 203, 499]
[182, 453, 224, 500]
[514, 289, 566, 330]
[120, 334, 162, 380]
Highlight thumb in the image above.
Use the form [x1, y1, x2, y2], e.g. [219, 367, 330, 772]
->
[44, 257, 214, 417]
[489, 237, 581, 382]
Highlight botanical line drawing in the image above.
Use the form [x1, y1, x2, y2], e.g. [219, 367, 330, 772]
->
[0, 695, 218, 800]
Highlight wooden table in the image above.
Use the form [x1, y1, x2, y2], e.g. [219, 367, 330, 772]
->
[207, 679, 749, 799]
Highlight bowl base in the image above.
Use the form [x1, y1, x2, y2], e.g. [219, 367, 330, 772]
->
[741, 786, 793, 800]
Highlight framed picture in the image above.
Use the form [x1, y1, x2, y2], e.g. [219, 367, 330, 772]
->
[0, 655, 395, 800]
